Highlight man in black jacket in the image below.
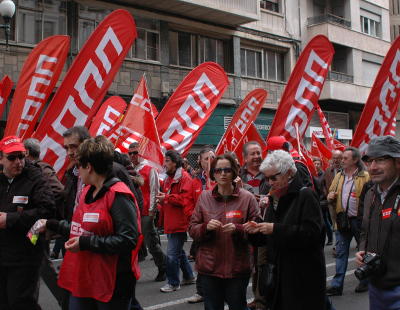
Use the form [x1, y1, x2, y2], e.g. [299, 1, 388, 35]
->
[0, 136, 55, 309]
[356, 136, 400, 309]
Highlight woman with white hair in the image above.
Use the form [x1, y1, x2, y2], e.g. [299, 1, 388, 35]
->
[244, 150, 326, 310]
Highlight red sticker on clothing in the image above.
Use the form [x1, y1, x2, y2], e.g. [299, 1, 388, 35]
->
[226, 210, 243, 218]
[382, 208, 391, 219]
[351, 192, 357, 198]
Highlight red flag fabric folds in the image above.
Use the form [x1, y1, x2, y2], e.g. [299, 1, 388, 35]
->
[267, 35, 334, 149]
[215, 89, 267, 155]
[156, 62, 229, 156]
[0, 75, 13, 119]
[233, 123, 267, 166]
[4, 36, 70, 138]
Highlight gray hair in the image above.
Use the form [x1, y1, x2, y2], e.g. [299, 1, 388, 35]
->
[260, 150, 297, 175]
[24, 138, 41, 159]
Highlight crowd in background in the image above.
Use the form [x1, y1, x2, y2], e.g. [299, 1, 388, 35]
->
[0, 126, 399, 310]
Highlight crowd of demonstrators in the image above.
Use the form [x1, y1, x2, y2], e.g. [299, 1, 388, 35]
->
[326, 147, 370, 296]
[189, 153, 260, 310]
[245, 150, 326, 310]
[356, 136, 400, 310]
[127, 142, 166, 283]
[4, 126, 394, 310]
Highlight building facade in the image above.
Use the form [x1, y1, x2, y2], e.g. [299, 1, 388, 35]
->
[0, 0, 392, 156]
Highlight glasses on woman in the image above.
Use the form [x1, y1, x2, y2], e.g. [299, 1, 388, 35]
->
[264, 172, 281, 182]
[6, 154, 25, 161]
[214, 167, 233, 174]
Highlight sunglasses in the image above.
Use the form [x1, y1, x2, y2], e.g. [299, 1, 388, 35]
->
[214, 167, 233, 174]
[129, 151, 139, 156]
[6, 154, 26, 161]
[265, 172, 281, 182]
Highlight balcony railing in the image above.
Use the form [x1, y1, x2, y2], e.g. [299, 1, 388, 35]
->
[327, 71, 354, 83]
[307, 13, 351, 28]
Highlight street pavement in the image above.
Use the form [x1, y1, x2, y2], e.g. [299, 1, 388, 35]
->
[39, 236, 368, 310]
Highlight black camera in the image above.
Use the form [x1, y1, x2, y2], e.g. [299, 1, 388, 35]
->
[354, 253, 384, 281]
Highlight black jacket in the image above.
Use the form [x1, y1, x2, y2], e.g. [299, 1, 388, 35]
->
[249, 172, 326, 310]
[360, 180, 400, 289]
[48, 177, 139, 273]
[0, 162, 55, 266]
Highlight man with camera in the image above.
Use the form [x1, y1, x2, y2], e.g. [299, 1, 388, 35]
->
[356, 136, 400, 309]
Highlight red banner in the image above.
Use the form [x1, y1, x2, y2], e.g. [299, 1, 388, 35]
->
[315, 103, 335, 150]
[267, 35, 334, 149]
[89, 96, 127, 137]
[0, 75, 13, 119]
[352, 36, 400, 152]
[33, 10, 136, 175]
[4, 36, 70, 138]
[215, 89, 267, 155]
[333, 139, 346, 152]
[311, 133, 331, 170]
[156, 62, 229, 156]
[384, 103, 398, 136]
[116, 77, 164, 168]
[233, 123, 267, 165]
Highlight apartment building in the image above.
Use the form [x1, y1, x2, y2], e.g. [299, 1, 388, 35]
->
[0, 0, 392, 152]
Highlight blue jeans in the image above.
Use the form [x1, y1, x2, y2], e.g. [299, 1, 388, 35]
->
[166, 232, 194, 286]
[331, 217, 367, 289]
[369, 284, 400, 310]
[202, 275, 250, 310]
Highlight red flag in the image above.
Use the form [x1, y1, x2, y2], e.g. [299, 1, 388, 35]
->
[156, 62, 229, 156]
[116, 77, 164, 168]
[215, 89, 267, 155]
[311, 133, 331, 170]
[33, 10, 136, 176]
[89, 96, 127, 137]
[267, 35, 334, 148]
[300, 144, 318, 177]
[315, 103, 335, 150]
[4, 36, 70, 138]
[233, 123, 267, 166]
[150, 102, 158, 119]
[333, 139, 346, 152]
[0, 75, 13, 119]
[384, 101, 398, 136]
[352, 36, 400, 152]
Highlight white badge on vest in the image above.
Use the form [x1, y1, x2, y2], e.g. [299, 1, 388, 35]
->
[83, 213, 100, 223]
[13, 196, 29, 204]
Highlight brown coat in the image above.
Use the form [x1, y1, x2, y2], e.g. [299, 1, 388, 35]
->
[189, 185, 260, 278]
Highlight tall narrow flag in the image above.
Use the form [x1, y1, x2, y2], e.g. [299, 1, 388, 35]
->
[315, 103, 335, 150]
[0, 75, 13, 119]
[33, 10, 136, 176]
[233, 122, 267, 165]
[156, 62, 229, 156]
[352, 36, 400, 152]
[267, 35, 334, 149]
[4, 36, 70, 138]
[215, 88, 267, 155]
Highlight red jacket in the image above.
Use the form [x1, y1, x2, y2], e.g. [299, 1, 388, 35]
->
[189, 185, 260, 279]
[160, 168, 194, 233]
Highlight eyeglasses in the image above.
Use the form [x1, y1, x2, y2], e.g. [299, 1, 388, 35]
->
[214, 167, 233, 174]
[6, 154, 25, 161]
[264, 172, 281, 182]
[364, 156, 392, 166]
[129, 151, 139, 156]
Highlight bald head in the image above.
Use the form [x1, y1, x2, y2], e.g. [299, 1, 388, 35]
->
[331, 150, 343, 169]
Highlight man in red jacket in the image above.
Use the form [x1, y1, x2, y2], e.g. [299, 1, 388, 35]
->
[128, 143, 167, 282]
[156, 150, 195, 293]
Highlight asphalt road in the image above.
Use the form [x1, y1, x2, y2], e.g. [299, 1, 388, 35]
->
[39, 236, 368, 310]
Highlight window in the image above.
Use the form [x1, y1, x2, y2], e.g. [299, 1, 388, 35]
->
[265, 50, 284, 81]
[360, 10, 381, 37]
[6, 0, 67, 45]
[260, 0, 280, 13]
[169, 31, 197, 67]
[131, 16, 160, 61]
[241, 48, 262, 78]
[169, 31, 231, 71]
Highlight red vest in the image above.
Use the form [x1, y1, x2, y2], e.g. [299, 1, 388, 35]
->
[58, 181, 142, 302]
[138, 165, 152, 216]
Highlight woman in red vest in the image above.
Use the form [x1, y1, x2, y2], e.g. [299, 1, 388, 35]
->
[44, 136, 141, 309]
